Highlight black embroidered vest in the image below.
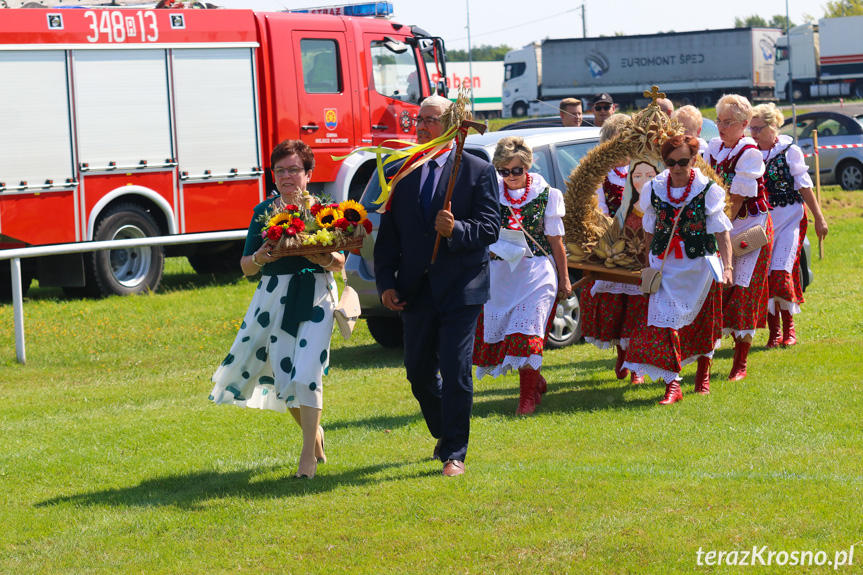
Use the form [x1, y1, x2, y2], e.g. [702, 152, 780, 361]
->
[496, 187, 552, 258]
[764, 150, 804, 208]
[650, 182, 718, 259]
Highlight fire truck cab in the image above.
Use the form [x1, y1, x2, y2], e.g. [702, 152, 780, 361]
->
[0, 3, 446, 297]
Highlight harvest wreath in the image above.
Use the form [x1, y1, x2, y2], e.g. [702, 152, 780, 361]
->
[563, 85, 729, 285]
[258, 195, 372, 257]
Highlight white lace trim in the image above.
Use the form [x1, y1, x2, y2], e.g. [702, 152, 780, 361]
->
[623, 343, 718, 384]
[768, 298, 801, 315]
[476, 354, 544, 379]
[584, 336, 619, 350]
[723, 328, 756, 339]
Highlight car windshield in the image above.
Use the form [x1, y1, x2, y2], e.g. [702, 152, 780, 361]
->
[555, 142, 594, 182]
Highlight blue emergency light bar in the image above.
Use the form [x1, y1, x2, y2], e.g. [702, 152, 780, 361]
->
[291, 2, 394, 17]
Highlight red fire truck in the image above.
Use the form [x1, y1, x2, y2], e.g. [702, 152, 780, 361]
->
[0, 3, 446, 297]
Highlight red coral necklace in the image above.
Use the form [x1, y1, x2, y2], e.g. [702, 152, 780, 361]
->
[503, 174, 532, 205]
[612, 166, 627, 179]
[666, 169, 695, 205]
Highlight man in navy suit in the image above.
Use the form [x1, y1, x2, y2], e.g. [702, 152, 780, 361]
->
[374, 95, 500, 477]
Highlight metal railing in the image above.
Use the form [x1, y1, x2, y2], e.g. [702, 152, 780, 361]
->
[1, 230, 247, 364]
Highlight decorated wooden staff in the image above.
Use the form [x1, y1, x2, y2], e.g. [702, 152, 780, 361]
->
[431, 118, 487, 264]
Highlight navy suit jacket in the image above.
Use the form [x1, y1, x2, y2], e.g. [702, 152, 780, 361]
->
[374, 150, 501, 310]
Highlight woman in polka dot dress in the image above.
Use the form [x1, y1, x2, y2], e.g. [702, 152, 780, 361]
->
[209, 140, 343, 479]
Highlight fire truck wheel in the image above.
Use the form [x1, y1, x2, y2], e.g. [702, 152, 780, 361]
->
[0, 263, 35, 301]
[90, 204, 165, 297]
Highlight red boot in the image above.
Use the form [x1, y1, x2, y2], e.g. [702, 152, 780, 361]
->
[781, 310, 797, 347]
[630, 371, 644, 385]
[694, 356, 711, 394]
[728, 340, 751, 381]
[765, 311, 782, 349]
[516, 369, 538, 415]
[535, 370, 548, 404]
[614, 345, 630, 379]
[658, 379, 683, 405]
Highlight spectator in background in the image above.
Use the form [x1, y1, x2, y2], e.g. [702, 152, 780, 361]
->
[656, 98, 674, 118]
[673, 105, 708, 156]
[590, 93, 615, 127]
[560, 98, 583, 127]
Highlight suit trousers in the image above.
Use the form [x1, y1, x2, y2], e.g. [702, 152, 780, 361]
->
[401, 275, 481, 463]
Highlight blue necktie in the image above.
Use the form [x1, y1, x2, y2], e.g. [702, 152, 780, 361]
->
[420, 161, 438, 221]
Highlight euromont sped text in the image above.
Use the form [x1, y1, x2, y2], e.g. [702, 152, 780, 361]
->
[696, 545, 856, 568]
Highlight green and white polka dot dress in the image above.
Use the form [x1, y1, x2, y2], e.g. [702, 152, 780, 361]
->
[209, 272, 336, 412]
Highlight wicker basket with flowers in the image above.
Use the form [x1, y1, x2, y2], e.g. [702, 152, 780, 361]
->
[259, 195, 373, 258]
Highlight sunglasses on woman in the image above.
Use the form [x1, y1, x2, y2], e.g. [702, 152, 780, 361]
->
[497, 166, 525, 177]
[664, 158, 692, 168]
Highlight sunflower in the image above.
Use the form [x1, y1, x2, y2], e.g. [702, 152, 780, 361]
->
[315, 206, 342, 228]
[338, 199, 367, 224]
[267, 212, 292, 228]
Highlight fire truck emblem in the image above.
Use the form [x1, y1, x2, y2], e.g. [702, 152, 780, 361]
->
[400, 110, 412, 133]
[324, 109, 338, 130]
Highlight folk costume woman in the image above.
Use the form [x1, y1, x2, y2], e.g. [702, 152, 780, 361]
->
[580, 114, 647, 384]
[750, 103, 828, 348]
[209, 140, 344, 479]
[624, 135, 734, 404]
[473, 136, 571, 415]
[705, 94, 771, 382]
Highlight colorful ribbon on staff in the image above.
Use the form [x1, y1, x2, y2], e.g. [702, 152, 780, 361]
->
[332, 126, 459, 213]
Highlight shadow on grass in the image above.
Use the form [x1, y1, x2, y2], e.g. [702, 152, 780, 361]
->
[37, 460, 431, 510]
[330, 343, 404, 370]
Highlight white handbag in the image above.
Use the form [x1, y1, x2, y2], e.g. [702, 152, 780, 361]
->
[332, 269, 360, 340]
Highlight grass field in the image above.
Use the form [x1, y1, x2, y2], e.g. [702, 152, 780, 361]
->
[1, 188, 861, 574]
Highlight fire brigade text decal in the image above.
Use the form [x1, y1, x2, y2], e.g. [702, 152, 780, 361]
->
[85, 10, 159, 43]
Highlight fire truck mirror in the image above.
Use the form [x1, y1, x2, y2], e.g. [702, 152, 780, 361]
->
[383, 37, 408, 55]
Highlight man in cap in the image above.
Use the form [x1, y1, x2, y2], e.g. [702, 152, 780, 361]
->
[591, 93, 615, 127]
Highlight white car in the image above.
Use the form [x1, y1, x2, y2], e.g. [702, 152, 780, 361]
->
[344, 126, 601, 348]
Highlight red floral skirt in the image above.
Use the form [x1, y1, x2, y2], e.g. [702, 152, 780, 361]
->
[582, 282, 647, 349]
[723, 218, 774, 333]
[626, 281, 723, 376]
[473, 297, 558, 367]
[768, 212, 807, 308]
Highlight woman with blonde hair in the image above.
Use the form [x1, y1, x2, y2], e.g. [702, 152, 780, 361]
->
[705, 94, 771, 381]
[749, 102, 828, 347]
[473, 136, 571, 415]
[673, 105, 707, 155]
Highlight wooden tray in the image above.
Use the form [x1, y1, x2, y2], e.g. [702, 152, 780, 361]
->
[270, 235, 364, 257]
[568, 261, 643, 288]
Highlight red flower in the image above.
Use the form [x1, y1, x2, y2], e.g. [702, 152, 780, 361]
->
[267, 226, 283, 241]
[284, 204, 298, 212]
[334, 217, 350, 231]
[291, 218, 305, 233]
[740, 241, 749, 248]
[329, 203, 340, 209]
[362, 219, 373, 233]
[285, 227, 297, 237]
[310, 204, 323, 215]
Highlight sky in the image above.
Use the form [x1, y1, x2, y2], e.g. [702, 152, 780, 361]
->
[213, 0, 822, 52]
